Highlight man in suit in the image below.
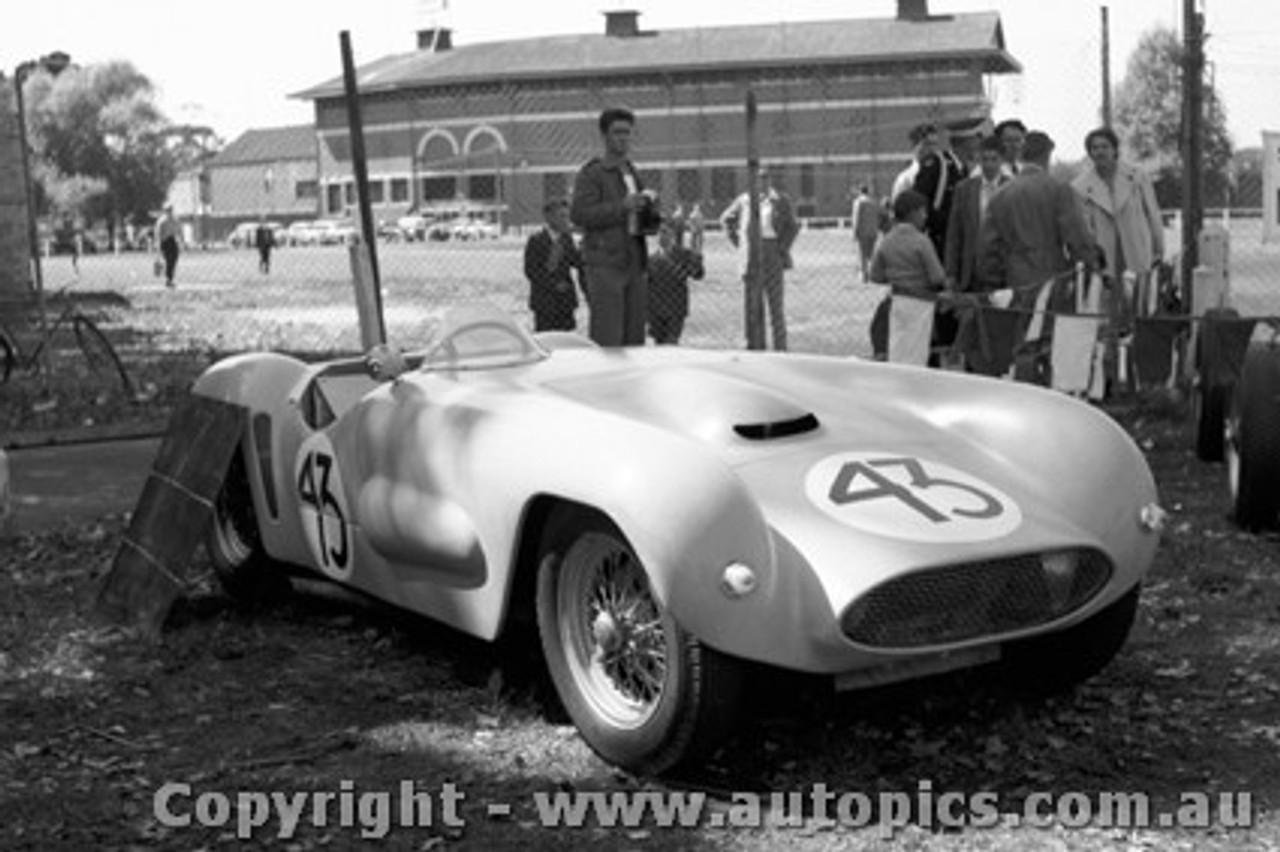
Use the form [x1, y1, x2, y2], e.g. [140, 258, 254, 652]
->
[851, 185, 882, 282]
[719, 165, 800, 351]
[945, 135, 1008, 293]
[524, 198, 583, 332]
[979, 130, 1098, 309]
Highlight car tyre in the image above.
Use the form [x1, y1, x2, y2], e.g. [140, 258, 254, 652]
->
[206, 450, 290, 607]
[999, 585, 1140, 696]
[1228, 346, 1280, 531]
[535, 511, 743, 776]
[1193, 381, 1231, 462]
[1193, 307, 1241, 462]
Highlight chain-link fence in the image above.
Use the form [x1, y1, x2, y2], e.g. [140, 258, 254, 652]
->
[4, 21, 1280, 436]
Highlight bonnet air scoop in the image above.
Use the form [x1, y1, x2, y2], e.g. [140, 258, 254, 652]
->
[734, 413, 821, 440]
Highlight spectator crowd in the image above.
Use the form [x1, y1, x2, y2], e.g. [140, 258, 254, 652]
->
[519, 107, 1171, 396]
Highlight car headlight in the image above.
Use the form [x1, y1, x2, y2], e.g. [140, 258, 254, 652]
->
[720, 563, 757, 598]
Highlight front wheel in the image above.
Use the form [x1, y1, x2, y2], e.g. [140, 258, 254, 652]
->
[535, 512, 743, 776]
[999, 585, 1140, 696]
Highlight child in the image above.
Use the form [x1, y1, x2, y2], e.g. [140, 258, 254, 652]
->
[647, 223, 705, 345]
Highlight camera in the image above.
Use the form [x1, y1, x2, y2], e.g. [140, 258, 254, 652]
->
[635, 189, 662, 236]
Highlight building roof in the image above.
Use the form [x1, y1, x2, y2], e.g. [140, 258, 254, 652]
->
[293, 12, 1020, 101]
[210, 125, 316, 165]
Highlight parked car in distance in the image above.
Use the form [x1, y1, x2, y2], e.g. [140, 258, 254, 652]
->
[284, 220, 325, 247]
[450, 218, 501, 241]
[396, 214, 432, 242]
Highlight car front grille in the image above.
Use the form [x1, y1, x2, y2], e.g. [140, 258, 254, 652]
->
[840, 550, 1112, 649]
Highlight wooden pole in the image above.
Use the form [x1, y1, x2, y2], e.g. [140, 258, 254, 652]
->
[340, 31, 386, 344]
[1100, 6, 1113, 127]
[1181, 0, 1204, 295]
[744, 89, 763, 350]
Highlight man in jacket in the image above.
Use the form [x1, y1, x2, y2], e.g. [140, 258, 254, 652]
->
[570, 107, 656, 346]
[719, 166, 799, 351]
[945, 135, 1008, 293]
[524, 198, 583, 332]
[979, 130, 1097, 309]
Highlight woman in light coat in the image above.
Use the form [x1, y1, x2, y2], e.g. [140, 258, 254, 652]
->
[1071, 126, 1164, 283]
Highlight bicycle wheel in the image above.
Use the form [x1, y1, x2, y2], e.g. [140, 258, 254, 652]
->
[0, 322, 16, 384]
[72, 313, 134, 395]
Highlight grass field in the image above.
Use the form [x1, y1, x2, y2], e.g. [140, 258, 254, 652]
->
[6, 220, 1280, 435]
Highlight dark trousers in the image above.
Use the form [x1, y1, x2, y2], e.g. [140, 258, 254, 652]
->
[160, 237, 180, 285]
[649, 314, 685, 345]
[585, 264, 647, 346]
[744, 240, 786, 351]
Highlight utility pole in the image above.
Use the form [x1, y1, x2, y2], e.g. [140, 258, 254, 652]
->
[1100, 5, 1112, 127]
[1181, 0, 1204, 292]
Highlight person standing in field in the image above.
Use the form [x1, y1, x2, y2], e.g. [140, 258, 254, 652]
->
[524, 198, 583, 332]
[570, 106, 657, 346]
[154, 205, 182, 289]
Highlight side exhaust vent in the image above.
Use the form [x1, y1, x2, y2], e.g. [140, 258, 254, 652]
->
[734, 413, 820, 440]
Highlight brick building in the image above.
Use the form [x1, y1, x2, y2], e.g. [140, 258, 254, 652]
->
[293, 0, 1020, 230]
[205, 124, 320, 238]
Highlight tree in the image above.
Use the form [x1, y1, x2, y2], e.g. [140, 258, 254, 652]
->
[23, 60, 177, 238]
[1113, 25, 1233, 207]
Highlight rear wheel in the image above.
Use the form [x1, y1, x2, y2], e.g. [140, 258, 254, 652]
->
[1193, 381, 1231, 462]
[535, 510, 743, 776]
[1193, 307, 1241, 462]
[206, 450, 290, 606]
[1228, 346, 1280, 531]
[1000, 585, 1140, 696]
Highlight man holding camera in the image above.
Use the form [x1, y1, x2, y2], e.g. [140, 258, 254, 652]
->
[571, 106, 659, 346]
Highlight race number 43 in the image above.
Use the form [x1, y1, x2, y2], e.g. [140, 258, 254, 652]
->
[296, 436, 352, 579]
[805, 452, 1022, 543]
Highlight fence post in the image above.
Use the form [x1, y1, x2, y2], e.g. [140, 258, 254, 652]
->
[744, 88, 763, 350]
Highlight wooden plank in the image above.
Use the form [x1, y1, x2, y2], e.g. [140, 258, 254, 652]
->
[93, 395, 246, 634]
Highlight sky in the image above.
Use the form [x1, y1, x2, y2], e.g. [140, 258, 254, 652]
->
[3, 0, 1277, 154]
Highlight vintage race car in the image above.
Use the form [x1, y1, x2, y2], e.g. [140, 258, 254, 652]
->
[193, 303, 1164, 775]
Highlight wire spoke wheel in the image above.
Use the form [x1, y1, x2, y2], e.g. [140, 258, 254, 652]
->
[558, 532, 670, 728]
[72, 314, 133, 396]
[536, 512, 744, 775]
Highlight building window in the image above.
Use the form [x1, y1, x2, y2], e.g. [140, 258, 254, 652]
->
[368, 180, 385, 204]
[800, 164, 816, 199]
[390, 178, 409, 203]
[326, 183, 343, 215]
[711, 167, 737, 205]
[343, 182, 355, 206]
[421, 176, 456, 201]
[543, 172, 568, 204]
[676, 169, 702, 204]
[295, 180, 318, 201]
[468, 174, 498, 201]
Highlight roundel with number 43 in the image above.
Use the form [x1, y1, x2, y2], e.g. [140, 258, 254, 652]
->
[804, 452, 1023, 543]
[295, 434, 353, 580]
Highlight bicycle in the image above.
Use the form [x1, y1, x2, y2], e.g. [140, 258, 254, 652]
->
[0, 288, 133, 396]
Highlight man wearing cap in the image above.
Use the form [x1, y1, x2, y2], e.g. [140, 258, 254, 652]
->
[978, 130, 1097, 308]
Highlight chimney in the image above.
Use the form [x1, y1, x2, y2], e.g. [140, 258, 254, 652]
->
[604, 9, 641, 38]
[897, 0, 929, 20]
[416, 27, 453, 51]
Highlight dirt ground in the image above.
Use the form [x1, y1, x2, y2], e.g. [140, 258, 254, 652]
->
[2, 399, 1279, 851]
